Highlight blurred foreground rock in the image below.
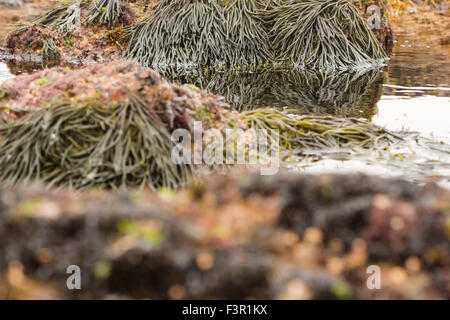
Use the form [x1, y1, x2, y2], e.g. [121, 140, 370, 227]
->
[0, 170, 448, 299]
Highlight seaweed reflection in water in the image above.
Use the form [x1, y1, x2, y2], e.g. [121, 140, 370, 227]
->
[159, 67, 384, 118]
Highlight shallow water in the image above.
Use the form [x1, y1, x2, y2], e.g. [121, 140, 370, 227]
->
[376, 34, 450, 139]
[0, 33, 449, 186]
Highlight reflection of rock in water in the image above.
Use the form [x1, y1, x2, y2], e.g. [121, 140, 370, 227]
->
[160, 67, 385, 118]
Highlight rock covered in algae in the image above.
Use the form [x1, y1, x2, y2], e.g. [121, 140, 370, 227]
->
[0, 60, 406, 189]
[3, 0, 145, 64]
[0, 61, 228, 125]
[0, 61, 229, 189]
[1, 0, 393, 69]
[0, 170, 448, 299]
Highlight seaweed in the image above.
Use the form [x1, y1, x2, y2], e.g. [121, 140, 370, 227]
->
[126, 0, 388, 70]
[6, 0, 390, 70]
[0, 100, 403, 189]
[125, 0, 274, 68]
[0, 62, 405, 189]
[0, 96, 191, 189]
[34, 0, 85, 35]
[260, 0, 388, 69]
[222, 0, 274, 67]
[86, 0, 124, 29]
[42, 38, 61, 61]
[126, 0, 228, 68]
[241, 107, 401, 152]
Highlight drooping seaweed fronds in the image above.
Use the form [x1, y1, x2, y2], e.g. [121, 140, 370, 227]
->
[125, 0, 274, 68]
[222, 0, 274, 66]
[0, 96, 191, 189]
[261, 0, 388, 69]
[0, 88, 8, 100]
[33, 0, 85, 35]
[126, 0, 228, 68]
[86, 0, 124, 29]
[241, 108, 401, 152]
[42, 38, 61, 61]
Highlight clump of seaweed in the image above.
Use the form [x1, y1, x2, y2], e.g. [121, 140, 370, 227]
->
[125, 0, 389, 70]
[32, 0, 85, 35]
[86, 0, 135, 29]
[126, 0, 228, 68]
[261, 0, 388, 69]
[241, 107, 401, 151]
[161, 66, 384, 114]
[0, 61, 228, 189]
[125, 0, 274, 68]
[0, 96, 190, 189]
